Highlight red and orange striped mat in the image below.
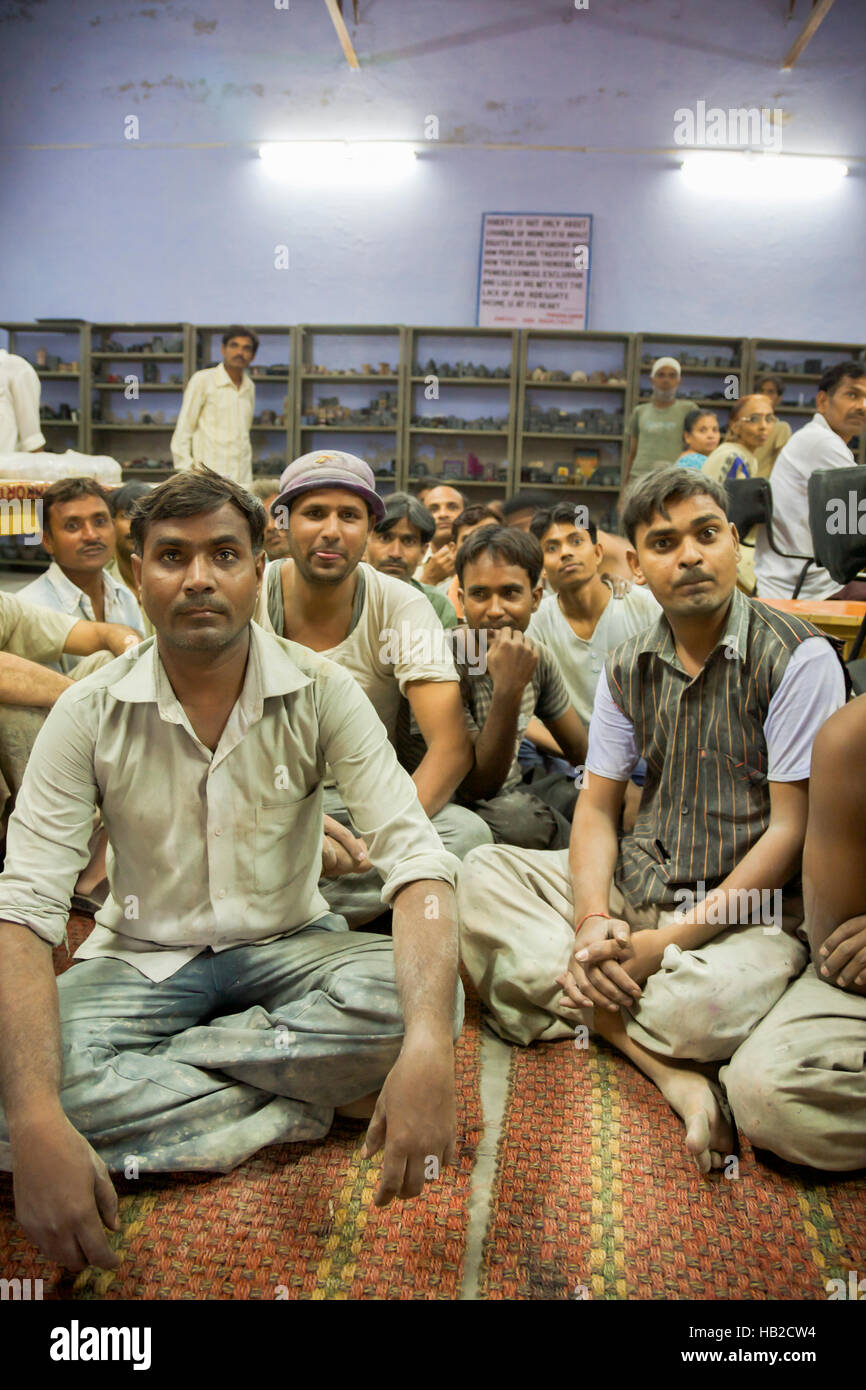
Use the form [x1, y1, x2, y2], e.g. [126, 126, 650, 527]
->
[479, 1037, 866, 1300]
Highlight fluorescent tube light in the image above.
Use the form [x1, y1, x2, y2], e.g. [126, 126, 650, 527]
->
[258, 142, 417, 180]
[681, 152, 848, 197]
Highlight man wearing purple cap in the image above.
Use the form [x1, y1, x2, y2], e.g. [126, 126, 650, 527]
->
[256, 451, 492, 925]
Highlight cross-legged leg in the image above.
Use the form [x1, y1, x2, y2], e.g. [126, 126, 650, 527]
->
[157, 922, 413, 1105]
[0, 950, 333, 1175]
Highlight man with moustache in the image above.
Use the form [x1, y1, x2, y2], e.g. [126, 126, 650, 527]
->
[458, 468, 845, 1175]
[0, 467, 464, 1273]
[171, 325, 258, 488]
[256, 452, 491, 925]
[754, 361, 866, 601]
[365, 492, 457, 628]
[20, 478, 144, 671]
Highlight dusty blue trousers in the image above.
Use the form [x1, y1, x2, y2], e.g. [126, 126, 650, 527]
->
[0, 916, 464, 1174]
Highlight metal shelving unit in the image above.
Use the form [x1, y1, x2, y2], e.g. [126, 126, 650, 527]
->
[3, 323, 863, 510]
[0, 320, 90, 453]
[293, 325, 406, 492]
[515, 329, 634, 530]
[403, 326, 519, 496]
[89, 322, 192, 473]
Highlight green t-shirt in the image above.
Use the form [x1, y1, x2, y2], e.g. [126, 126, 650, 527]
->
[409, 578, 458, 629]
[627, 399, 695, 477]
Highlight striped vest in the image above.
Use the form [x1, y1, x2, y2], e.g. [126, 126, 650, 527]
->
[606, 587, 826, 907]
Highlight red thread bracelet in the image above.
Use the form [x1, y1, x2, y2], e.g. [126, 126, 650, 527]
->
[574, 911, 612, 934]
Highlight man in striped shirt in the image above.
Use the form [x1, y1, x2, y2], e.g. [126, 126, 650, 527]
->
[458, 467, 847, 1174]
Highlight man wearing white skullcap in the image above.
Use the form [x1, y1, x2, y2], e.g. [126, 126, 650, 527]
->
[622, 357, 693, 495]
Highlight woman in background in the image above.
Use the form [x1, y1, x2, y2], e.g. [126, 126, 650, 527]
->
[701, 393, 775, 594]
[752, 373, 792, 477]
[676, 408, 720, 468]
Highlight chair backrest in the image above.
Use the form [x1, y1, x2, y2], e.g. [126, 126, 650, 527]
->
[723, 476, 772, 542]
[807, 466, 866, 586]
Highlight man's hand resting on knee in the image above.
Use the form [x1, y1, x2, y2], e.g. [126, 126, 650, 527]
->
[11, 1110, 121, 1272]
[819, 914, 866, 995]
[557, 915, 651, 1012]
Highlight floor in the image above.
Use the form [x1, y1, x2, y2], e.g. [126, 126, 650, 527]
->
[460, 1028, 512, 1299]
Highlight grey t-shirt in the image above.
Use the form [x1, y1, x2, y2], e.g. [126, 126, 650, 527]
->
[627, 399, 695, 476]
[527, 584, 661, 726]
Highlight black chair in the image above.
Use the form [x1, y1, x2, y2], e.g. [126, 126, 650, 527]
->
[723, 477, 814, 598]
[807, 467, 866, 689]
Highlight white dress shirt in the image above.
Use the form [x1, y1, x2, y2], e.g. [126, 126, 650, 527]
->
[19, 560, 144, 672]
[0, 349, 45, 453]
[754, 413, 857, 600]
[0, 623, 459, 982]
[171, 363, 255, 487]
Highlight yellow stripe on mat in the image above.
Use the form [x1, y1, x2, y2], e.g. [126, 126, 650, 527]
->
[311, 1149, 377, 1300]
[589, 1046, 627, 1300]
[72, 1189, 162, 1299]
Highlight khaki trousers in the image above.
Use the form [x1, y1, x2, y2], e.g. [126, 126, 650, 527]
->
[721, 965, 866, 1171]
[457, 844, 805, 1049]
[457, 844, 864, 1169]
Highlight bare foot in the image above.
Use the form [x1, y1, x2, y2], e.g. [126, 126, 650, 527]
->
[593, 1009, 735, 1176]
[661, 1069, 735, 1175]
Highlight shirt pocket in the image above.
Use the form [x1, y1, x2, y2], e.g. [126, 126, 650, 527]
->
[697, 749, 766, 824]
[253, 786, 320, 894]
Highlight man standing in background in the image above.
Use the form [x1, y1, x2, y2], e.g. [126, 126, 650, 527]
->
[621, 358, 692, 494]
[0, 349, 45, 454]
[171, 326, 258, 487]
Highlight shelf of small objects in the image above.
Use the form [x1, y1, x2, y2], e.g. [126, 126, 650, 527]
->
[0, 453, 123, 535]
[527, 369, 629, 386]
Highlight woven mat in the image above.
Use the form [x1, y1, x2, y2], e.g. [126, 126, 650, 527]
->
[0, 920, 483, 1300]
[480, 1035, 866, 1300]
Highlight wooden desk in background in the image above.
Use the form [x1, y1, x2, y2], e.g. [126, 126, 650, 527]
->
[758, 598, 866, 659]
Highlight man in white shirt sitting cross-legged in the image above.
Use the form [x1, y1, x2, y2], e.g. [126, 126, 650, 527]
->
[0, 466, 463, 1273]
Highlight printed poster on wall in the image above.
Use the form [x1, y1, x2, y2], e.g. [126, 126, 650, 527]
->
[476, 212, 592, 329]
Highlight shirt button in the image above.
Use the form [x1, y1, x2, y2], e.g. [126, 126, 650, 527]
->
[681, 804, 690, 815]
[217, 888, 227, 899]
[213, 827, 223, 836]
